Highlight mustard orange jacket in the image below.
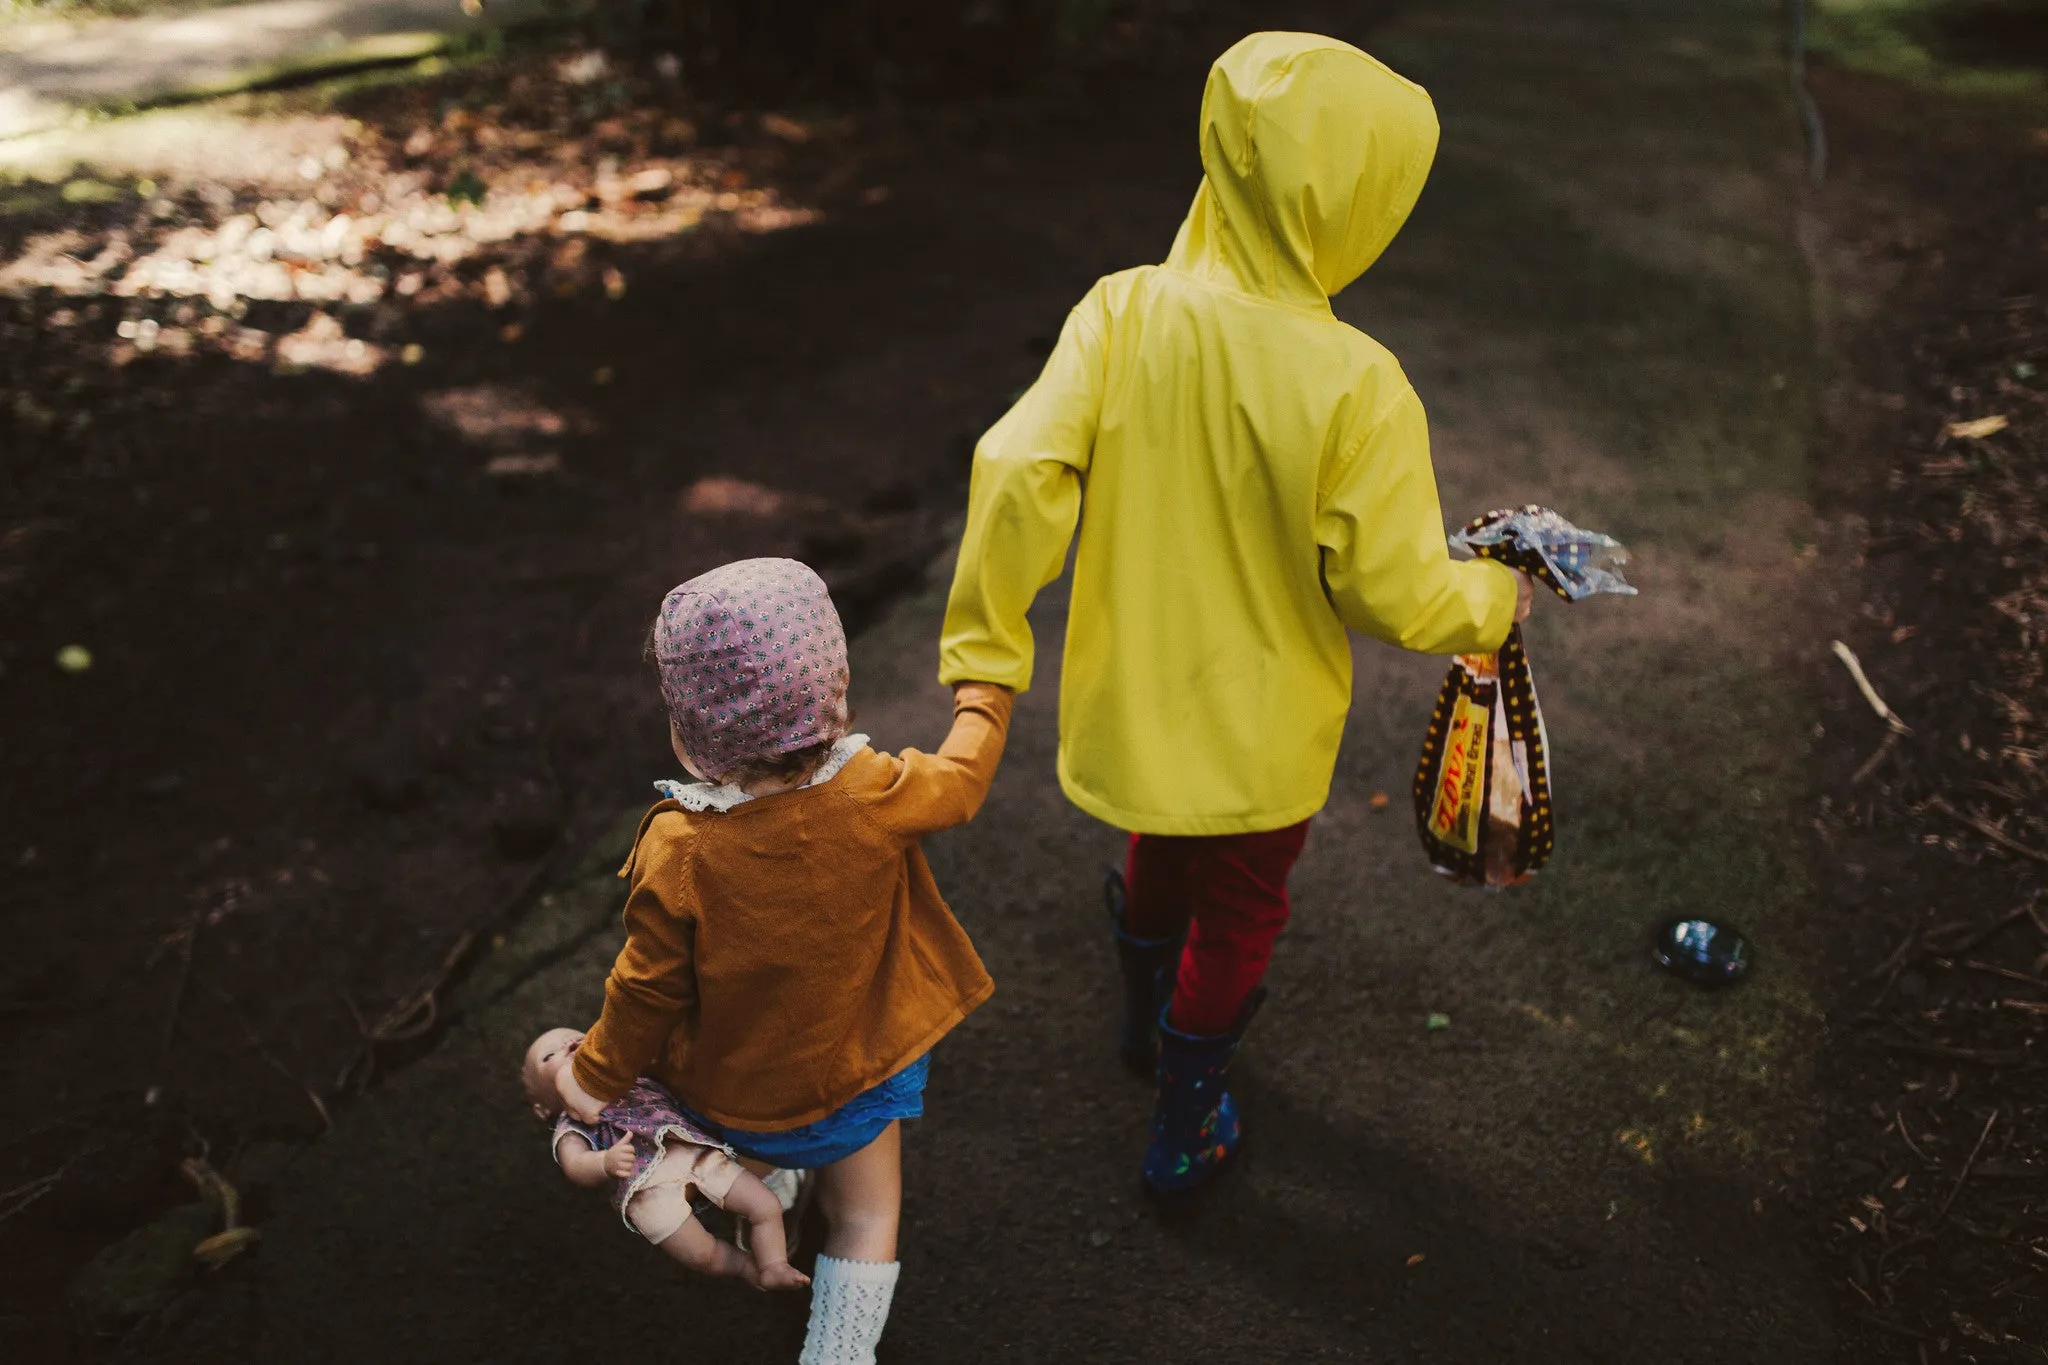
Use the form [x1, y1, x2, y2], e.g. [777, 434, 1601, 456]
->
[572, 685, 1009, 1130]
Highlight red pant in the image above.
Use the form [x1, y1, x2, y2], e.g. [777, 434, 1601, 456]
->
[1122, 820, 1312, 1036]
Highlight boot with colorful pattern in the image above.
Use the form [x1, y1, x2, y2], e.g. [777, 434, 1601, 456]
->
[1141, 988, 1265, 1199]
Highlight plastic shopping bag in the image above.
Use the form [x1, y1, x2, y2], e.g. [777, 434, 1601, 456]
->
[1412, 506, 1635, 887]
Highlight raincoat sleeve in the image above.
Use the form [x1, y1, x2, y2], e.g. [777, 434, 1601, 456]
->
[937, 288, 1108, 692]
[1315, 383, 1520, 654]
[572, 816, 699, 1104]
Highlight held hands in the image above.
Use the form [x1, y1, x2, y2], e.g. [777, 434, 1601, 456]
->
[602, 1140, 638, 1179]
[555, 1063, 608, 1125]
[1513, 570, 1535, 623]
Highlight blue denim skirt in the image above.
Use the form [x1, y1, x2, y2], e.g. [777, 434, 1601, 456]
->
[684, 1054, 929, 1170]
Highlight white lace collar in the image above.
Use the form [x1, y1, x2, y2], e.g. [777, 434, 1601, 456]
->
[652, 734, 869, 813]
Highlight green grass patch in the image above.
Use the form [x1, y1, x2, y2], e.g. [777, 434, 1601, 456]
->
[1811, 0, 2048, 101]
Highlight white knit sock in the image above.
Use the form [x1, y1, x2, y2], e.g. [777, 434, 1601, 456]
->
[798, 1255, 900, 1365]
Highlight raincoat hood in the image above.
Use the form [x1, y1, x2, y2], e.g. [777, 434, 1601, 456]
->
[1165, 32, 1439, 306]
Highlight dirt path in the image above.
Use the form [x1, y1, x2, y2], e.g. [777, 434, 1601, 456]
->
[0, 0, 560, 137]
[105, 1, 1853, 1361]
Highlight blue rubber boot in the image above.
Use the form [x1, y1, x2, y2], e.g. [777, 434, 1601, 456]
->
[1107, 866, 1181, 1077]
[1141, 988, 1265, 1200]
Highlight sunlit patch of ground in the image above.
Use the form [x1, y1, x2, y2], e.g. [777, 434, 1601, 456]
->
[0, 45, 835, 380]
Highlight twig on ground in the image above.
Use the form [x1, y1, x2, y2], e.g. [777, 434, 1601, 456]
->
[335, 851, 557, 1094]
[1929, 905, 2033, 955]
[1833, 640, 1913, 733]
[1851, 731, 1901, 786]
[1859, 1313, 1935, 1342]
[1935, 1110, 1998, 1224]
[1963, 959, 2048, 988]
[195, 977, 331, 1131]
[1894, 1111, 1933, 1165]
[0, 1144, 106, 1226]
[1928, 796, 2048, 866]
[160, 915, 200, 1059]
[1862, 924, 1924, 993]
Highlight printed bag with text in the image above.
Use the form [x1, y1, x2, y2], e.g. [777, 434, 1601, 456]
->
[1412, 506, 1635, 887]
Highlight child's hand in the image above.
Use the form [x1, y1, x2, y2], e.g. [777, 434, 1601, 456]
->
[1513, 570, 1535, 623]
[602, 1140, 638, 1179]
[555, 1065, 607, 1124]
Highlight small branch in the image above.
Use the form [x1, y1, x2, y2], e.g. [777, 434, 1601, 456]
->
[1850, 731, 1900, 786]
[0, 1144, 106, 1227]
[1934, 1110, 1998, 1224]
[1861, 925, 1922, 993]
[1893, 1111, 1933, 1167]
[195, 977, 331, 1132]
[1832, 641, 1912, 734]
[1928, 796, 2048, 866]
[1963, 959, 2048, 989]
[1928, 905, 2032, 955]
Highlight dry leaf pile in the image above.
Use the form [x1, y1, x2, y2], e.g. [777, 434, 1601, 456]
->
[0, 46, 834, 387]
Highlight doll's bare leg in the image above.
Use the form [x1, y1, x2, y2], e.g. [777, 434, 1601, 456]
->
[721, 1170, 809, 1289]
[652, 1215, 754, 1280]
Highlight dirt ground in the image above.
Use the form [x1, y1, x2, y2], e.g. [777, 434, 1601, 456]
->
[1799, 57, 2048, 1362]
[1, 0, 2042, 1360]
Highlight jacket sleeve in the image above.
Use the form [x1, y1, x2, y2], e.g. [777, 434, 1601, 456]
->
[937, 287, 1108, 692]
[571, 815, 698, 1103]
[1315, 383, 1519, 655]
[858, 684, 1015, 840]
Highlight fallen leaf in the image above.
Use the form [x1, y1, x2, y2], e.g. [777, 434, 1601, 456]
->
[1425, 1012, 1451, 1031]
[484, 454, 562, 477]
[1368, 790, 1391, 811]
[1405, 1253, 1425, 1267]
[55, 644, 92, 673]
[192, 1226, 261, 1269]
[1947, 415, 2009, 440]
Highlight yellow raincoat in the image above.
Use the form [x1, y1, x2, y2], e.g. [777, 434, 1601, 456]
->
[938, 31, 1519, 836]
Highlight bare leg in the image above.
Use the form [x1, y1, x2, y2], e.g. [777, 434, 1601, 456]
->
[814, 1120, 901, 1262]
[651, 1215, 753, 1280]
[723, 1173, 809, 1289]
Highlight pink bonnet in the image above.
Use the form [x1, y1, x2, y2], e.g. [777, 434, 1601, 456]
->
[654, 558, 849, 777]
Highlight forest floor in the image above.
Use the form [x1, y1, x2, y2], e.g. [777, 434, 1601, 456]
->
[1, 0, 2043, 1361]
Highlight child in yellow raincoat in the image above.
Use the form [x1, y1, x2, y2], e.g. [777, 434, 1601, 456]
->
[938, 31, 1533, 1196]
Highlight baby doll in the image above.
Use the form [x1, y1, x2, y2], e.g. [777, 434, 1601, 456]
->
[522, 1027, 808, 1290]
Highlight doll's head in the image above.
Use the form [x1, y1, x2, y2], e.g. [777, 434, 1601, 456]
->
[650, 557, 849, 785]
[521, 1027, 586, 1120]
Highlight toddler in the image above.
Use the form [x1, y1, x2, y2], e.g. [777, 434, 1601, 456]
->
[522, 1026, 807, 1289]
[554, 557, 1010, 1365]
